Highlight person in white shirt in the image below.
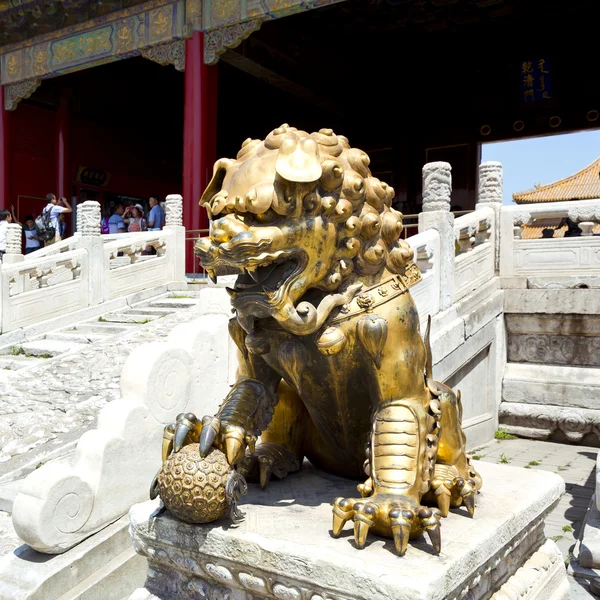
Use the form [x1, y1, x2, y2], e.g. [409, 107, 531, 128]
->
[0, 209, 12, 260]
[43, 194, 72, 245]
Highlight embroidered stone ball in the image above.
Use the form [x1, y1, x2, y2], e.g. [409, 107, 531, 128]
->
[157, 444, 232, 524]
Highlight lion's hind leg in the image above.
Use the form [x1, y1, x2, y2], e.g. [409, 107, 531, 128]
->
[425, 388, 482, 518]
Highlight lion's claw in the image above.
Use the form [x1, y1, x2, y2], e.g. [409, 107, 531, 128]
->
[237, 442, 300, 489]
[173, 412, 201, 453]
[430, 472, 477, 518]
[332, 496, 443, 556]
[198, 416, 221, 456]
[389, 508, 414, 555]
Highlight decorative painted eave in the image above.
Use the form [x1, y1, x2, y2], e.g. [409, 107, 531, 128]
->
[513, 157, 600, 203]
[0, 0, 348, 109]
[0, 0, 186, 110]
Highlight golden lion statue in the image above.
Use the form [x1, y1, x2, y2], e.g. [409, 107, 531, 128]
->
[158, 125, 481, 556]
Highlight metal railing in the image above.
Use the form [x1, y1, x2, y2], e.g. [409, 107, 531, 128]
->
[400, 210, 473, 239]
[185, 228, 210, 276]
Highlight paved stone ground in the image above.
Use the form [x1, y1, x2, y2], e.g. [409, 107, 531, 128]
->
[0, 292, 206, 471]
[472, 436, 598, 598]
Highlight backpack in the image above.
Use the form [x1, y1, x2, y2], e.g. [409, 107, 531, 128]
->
[34, 207, 56, 242]
[101, 218, 110, 234]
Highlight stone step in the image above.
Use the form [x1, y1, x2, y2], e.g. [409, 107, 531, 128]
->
[96, 313, 160, 324]
[122, 308, 173, 317]
[0, 354, 44, 371]
[0, 515, 146, 600]
[148, 298, 197, 309]
[69, 323, 132, 335]
[56, 544, 145, 600]
[44, 332, 106, 345]
[15, 339, 89, 358]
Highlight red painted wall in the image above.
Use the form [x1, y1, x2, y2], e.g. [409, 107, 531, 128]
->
[10, 103, 55, 219]
[70, 115, 181, 202]
[9, 102, 181, 221]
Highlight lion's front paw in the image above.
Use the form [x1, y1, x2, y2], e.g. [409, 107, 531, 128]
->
[237, 442, 301, 489]
[332, 494, 442, 556]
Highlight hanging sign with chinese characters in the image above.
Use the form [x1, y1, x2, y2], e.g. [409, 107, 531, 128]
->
[520, 58, 552, 103]
[75, 166, 110, 187]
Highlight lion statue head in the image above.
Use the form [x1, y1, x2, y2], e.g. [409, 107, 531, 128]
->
[195, 125, 415, 335]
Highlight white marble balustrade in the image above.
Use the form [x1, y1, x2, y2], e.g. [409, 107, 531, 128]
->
[453, 207, 495, 301]
[0, 195, 186, 334]
[0, 249, 89, 332]
[500, 199, 600, 277]
[407, 228, 441, 328]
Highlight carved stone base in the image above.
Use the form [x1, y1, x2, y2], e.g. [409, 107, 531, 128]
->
[499, 401, 600, 444]
[128, 461, 567, 600]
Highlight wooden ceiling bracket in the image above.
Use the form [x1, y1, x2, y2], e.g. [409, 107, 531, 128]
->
[4, 78, 41, 111]
[204, 18, 264, 66]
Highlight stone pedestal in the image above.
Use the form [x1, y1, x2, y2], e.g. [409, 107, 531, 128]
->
[128, 461, 568, 600]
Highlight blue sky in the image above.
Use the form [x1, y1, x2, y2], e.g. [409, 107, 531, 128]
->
[481, 129, 600, 205]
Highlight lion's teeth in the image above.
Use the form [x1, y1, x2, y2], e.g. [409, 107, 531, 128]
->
[248, 268, 260, 283]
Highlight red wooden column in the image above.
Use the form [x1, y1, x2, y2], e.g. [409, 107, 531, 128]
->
[0, 87, 9, 210]
[183, 31, 218, 274]
[56, 90, 71, 199]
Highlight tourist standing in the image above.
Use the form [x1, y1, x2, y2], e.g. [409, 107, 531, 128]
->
[58, 213, 67, 239]
[43, 194, 72, 245]
[0, 209, 12, 260]
[126, 204, 147, 232]
[108, 203, 126, 234]
[148, 196, 165, 231]
[10, 206, 40, 254]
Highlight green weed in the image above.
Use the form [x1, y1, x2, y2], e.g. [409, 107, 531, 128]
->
[494, 429, 517, 440]
[528, 460, 540, 467]
[562, 525, 574, 533]
[499, 453, 509, 464]
[472, 455, 483, 460]
[98, 316, 107, 322]
[549, 535, 564, 542]
[9, 347, 24, 356]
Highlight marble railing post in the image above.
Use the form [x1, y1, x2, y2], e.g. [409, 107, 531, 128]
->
[166, 194, 183, 227]
[78, 200, 101, 237]
[164, 194, 186, 285]
[476, 161, 503, 273]
[418, 161, 454, 310]
[4, 223, 23, 265]
[77, 200, 105, 305]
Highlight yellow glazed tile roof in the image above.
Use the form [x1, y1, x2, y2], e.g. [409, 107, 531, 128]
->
[513, 157, 600, 203]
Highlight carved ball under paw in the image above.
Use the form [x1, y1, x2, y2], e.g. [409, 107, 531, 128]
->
[156, 444, 245, 524]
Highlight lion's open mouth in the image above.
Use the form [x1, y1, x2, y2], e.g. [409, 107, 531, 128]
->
[232, 256, 299, 295]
